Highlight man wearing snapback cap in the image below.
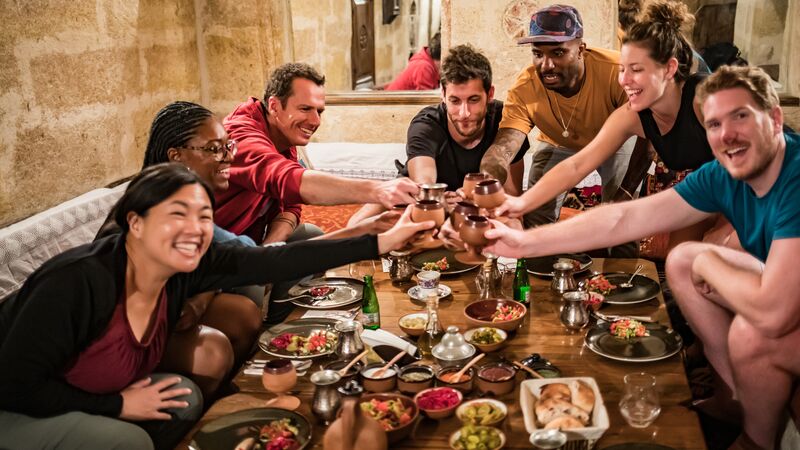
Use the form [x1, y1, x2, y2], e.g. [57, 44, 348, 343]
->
[480, 5, 635, 231]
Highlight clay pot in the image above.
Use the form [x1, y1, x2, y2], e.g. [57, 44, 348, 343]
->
[473, 179, 505, 210]
[323, 397, 388, 450]
[450, 201, 480, 230]
[411, 200, 445, 227]
[459, 215, 492, 247]
[462, 173, 489, 200]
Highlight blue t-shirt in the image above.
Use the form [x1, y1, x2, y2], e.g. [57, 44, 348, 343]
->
[675, 132, 800, 261]
[213, 224, 257, 248]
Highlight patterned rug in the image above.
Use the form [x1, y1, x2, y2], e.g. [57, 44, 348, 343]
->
[301, 204, 362, 232]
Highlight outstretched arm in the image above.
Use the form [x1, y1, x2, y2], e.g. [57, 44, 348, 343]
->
[497, 106, 641, 218]
[484, 189, 711, 258]
[479, 128, 528, 183]
[299, 171, 419, 208]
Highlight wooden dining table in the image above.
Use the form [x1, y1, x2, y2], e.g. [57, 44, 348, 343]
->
[178, 257, 706, 450]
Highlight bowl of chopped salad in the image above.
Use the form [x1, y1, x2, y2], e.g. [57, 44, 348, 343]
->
[464, 299, 527, 332]
[360, 393, 419, 443]
[609, 318, 650, 340]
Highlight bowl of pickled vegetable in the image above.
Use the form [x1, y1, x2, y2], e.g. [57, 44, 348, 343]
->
[449, 425, 505, 450]
[456, 399, 507, 426]
[398, 312, 428, 337]
[463, 327, 507, 353]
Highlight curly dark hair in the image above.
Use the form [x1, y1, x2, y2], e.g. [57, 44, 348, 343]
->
[618, 0, 643, 31]
[623, 0, 695, 82]
[142, 101, 213, 169]
[263, 62, 325, 107]
[440, 44, 492, 93]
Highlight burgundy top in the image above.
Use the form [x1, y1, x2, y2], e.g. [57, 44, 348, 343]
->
[63, 290, 169, 394]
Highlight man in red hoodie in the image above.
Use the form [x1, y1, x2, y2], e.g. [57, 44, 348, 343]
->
[385, 33, 441, 91]
[216, 63, 419, 244]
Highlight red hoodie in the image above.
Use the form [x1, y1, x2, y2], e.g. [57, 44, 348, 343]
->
[385, 47, 440, 91]
[215, 97, 305, 243]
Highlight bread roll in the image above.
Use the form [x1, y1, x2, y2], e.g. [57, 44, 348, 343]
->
[544, 415, 585, 430]
[540, 383, 571, 402]
[572, 380, 595, 415]
[535, 398, 590, 426]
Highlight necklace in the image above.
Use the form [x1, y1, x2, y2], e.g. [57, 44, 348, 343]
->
[543, 76, 585, 139]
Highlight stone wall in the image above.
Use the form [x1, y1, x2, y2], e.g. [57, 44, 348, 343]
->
[0, 1, 202, 227]
[0, 0, 289, 226]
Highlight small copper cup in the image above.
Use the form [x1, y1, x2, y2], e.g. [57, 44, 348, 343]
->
[473, 179, 505, 211]
[418, 183, 448, 204]
[450, 201, 480, 230]
[462, 173, 489, 201]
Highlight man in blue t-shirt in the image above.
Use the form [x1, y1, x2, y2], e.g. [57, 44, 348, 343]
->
[481, 65, 800, 450]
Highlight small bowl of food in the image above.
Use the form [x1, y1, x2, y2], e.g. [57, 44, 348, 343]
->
[583, 291, 605, 312]
[360, 362, 399, 393]
[398, 312, 428, 337]
[360, 393, 418, 444]
[464, 327, 507, 353]
[456, 398, 508, 426]
[449, 425, 505, 450]
[397, 364, 436, 395]
[436, 366, 475, 393]
[323, 359, 364, 386]
[475, 361, 517, 396]
[464, 299, 527, 332]
[414, 386, 463, 420]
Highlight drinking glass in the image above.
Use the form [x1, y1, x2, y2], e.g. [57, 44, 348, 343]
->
[619, 372, 661, 428]
[262, 359, 300, 410]
[349, 259, 377, 280]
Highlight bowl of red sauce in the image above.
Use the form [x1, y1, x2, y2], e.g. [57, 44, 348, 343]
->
[414, 386, 463, 419]
[436, 366, 475, 393]
[475, 362, 517, 396]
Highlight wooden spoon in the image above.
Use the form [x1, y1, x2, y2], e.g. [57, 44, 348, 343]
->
[373, 350, 407, 378]
[451, 353, 485, 382]
[338, 349, 370, 377]
[512, 360, 544, 379]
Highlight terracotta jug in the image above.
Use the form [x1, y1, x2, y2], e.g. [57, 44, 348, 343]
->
[323, 388, 387, 450]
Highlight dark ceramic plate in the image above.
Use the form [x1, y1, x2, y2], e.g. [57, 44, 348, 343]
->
[258, 318, 339, 360]
[589, 273, 661, 305]
[285, 276, 363, 309]
[585, 321, 683, 363]
[410, 248, 479, 275]
[189, 408, 311, 450]
[526, 253, 593, 277]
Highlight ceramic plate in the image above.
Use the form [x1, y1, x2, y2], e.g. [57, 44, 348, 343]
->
[588, 273, 661, 305]
[189, 408, 311, 450]
[585, 321, 683, 363]
[285, 276, 363, 310]
[410, 248, 479, 275]
[258, 318, 339, 360]
[601, 444, 676, 450]
[526, 253, 593, 277]
[407, 284, 452, 301]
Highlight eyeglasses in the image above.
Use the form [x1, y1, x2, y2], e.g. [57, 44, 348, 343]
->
[178, 140, 238, 162]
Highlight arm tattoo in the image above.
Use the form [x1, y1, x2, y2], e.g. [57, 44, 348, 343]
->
[480, 129, 527, 183]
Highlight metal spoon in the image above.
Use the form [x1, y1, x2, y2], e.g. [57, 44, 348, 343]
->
[619, 264, 644, 288]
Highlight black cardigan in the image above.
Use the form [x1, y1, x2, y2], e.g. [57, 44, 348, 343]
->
[0, 232, 378, 418]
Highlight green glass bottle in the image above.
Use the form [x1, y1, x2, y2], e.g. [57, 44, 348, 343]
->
[361, 275, 381, 330]
[513, 258, 531, 305]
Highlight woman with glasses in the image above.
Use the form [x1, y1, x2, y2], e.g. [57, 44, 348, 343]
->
[0, 163, 430, 450]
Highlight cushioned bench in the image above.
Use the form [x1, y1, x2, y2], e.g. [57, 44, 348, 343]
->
[0, 183, 127, 301]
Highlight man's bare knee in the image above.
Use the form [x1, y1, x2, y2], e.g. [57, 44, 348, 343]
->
[729, 315, 771, 362]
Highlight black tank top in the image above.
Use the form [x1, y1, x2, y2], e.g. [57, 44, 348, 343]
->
[638, 73, 713, 170]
